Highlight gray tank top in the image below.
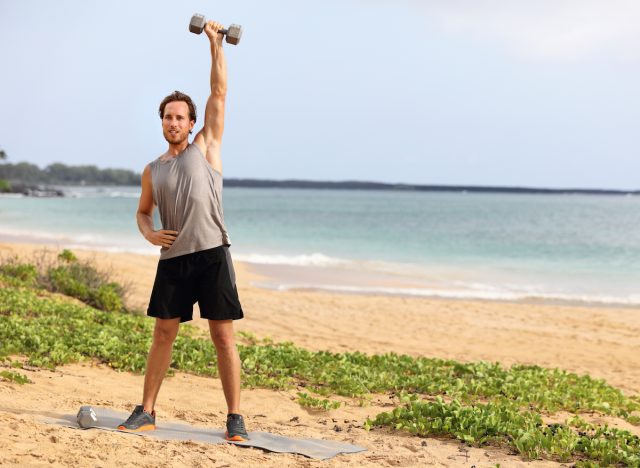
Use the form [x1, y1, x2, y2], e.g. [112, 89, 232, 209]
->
[150, 143, 230, 260]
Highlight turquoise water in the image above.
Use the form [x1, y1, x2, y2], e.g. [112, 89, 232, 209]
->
[1, 186, 639, 304]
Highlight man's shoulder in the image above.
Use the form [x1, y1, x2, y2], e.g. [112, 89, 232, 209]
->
[147, 154, 165, 167]
[142, 161, 156, 177]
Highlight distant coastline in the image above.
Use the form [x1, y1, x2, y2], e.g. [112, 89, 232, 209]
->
[224, 179, 639, 195]
[1, 161, 638, 196]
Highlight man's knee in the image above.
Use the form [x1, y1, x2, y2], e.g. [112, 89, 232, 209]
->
[153, 318, 180, 346]
[209, 321, 236, 351]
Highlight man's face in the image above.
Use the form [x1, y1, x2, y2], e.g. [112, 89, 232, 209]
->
[162, 101, 194, 145]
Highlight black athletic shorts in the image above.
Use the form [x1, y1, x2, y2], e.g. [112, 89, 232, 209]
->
[147, 245, 244, 323]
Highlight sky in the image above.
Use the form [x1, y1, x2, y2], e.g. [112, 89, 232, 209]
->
[1, 0, 639, 190]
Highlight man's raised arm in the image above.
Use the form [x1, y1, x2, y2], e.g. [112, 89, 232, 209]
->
[194, 21, 227, 174]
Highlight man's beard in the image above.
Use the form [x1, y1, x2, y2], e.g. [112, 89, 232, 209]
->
[164, 130, 188, 144]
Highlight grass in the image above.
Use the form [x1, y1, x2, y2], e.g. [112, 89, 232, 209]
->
[367, 395, 640, 466]
[0, 370, 32, 385]
[1, 251, 639, 466]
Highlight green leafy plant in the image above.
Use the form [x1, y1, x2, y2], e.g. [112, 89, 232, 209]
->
[0, 370, 32, 385]
[297, 392, 342, 411]
[368, 396, 640, 465]
[0, 261, 38, 286]
[58, 249, 78, 263]
[0, 178, 11, 192]
[0, 250, 128, 313]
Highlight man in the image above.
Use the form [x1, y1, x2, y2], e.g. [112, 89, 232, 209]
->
[118, 20, 248, 442]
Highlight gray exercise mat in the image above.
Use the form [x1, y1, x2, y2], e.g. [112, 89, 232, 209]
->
[43, 407, 366, 460]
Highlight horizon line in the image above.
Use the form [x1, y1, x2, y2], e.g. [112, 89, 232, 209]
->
[1, 161, 637, 194]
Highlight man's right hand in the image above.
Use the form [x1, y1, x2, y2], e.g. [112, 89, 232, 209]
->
[204, 20, 225, 46]
[145, 230, 179, 248]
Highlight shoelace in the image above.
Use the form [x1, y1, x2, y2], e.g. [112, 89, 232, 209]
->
[124, 407, 144, 425]
[228, 417, 246, 433]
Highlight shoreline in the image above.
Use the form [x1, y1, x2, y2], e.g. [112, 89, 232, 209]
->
[1, 233, 638, 309]
[254, 281, 640, 311]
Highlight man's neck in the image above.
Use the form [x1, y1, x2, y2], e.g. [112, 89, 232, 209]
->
[166, 140, 190, 156]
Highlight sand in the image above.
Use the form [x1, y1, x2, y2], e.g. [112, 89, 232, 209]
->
[1, 241, 639, 467]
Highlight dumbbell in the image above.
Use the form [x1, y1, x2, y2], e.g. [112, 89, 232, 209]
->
[76, 406, 98, 429]
[189, 14, 243, 45]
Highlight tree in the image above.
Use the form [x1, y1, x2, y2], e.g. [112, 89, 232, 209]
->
[0, 148, 9, 191]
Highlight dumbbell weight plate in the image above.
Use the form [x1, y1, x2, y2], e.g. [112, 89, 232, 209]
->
[77, 406, 98, 429]
[189, 14, 207, 34]
[225, 24, 243, 45]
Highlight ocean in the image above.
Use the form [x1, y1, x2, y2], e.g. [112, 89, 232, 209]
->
[1, 186, 639, 306]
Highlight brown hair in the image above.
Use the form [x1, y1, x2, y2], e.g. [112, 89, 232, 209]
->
[158, 90, 197, 123]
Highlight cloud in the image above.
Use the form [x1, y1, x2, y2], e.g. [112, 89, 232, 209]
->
[419, 0, 640, 62]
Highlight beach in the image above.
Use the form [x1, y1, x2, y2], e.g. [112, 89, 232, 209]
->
[4, 1, 640, 464]
[1, 240, 639, 467]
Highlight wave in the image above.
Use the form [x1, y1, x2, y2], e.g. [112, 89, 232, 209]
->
[260, 282, 640, 306]
[108, 191, 140, 198]
[65, 190, 140, 198]
[234, 251, 450, 277]
[0, 228, 105, 244]
[0, 228, 155, 256]
[234, 252, 351, 267]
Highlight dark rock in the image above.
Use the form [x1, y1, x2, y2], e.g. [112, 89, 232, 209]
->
[10, 183, 64, 197]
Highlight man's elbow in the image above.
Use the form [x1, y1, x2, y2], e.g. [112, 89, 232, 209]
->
[210, 89, 226, 99]
[136, 209, 151, 219]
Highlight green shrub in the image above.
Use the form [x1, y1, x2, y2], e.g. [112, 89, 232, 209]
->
[48, 265, 91, 298]
[89, 282, 125, 312]
[297, 392, 342, 411]
[0, 179, 11, 192]
[46, 257, 125, 312]
[0, 250, 127, 313]
[0, 370, 32, 384]
[58, 249, 78, 263]
[0, 262, 38, 286]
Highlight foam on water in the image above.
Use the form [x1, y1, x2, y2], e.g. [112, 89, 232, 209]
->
[260, 282, 640, 305]
[0, 227, 106, 244]
[64, 189, 141, 198]
[0, 227, 156, 256]
[234, 252, 350, 267]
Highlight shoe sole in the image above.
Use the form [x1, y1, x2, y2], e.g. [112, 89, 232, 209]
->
[225, 432, 247, 442]
[117, 424, 156, 432]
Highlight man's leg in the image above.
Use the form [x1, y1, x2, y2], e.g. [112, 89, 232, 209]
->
[142, 317, 181, 412]
[208, 319, 241, 414]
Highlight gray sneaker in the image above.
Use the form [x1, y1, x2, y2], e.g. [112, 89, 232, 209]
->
[118, 405, 156, 432]
[226, 413, 249, 441]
